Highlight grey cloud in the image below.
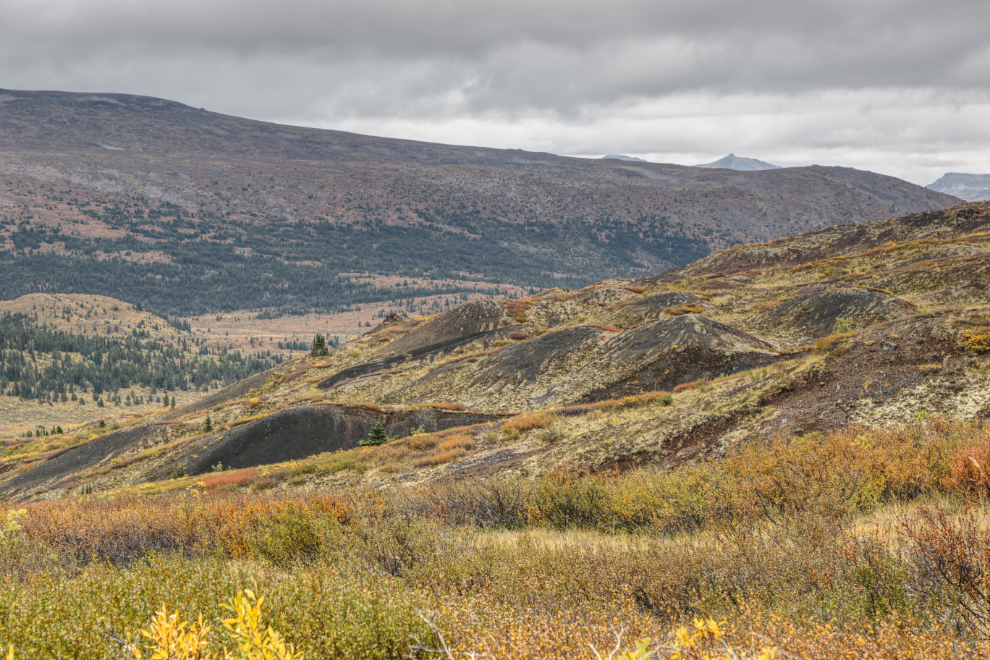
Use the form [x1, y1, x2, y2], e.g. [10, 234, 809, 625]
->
[1, 0, 989, 184]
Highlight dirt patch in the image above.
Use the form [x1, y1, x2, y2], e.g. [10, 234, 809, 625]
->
[761, 316, 959, 438]
[373, 301, 509, 357]
[0, 425, 160, 496]
[756, 287, 913, 340]
[469, 326, 603, 391]
[585, 315, 781, 400]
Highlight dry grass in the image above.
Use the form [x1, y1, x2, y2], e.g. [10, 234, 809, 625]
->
[0, 420, 990, 659]
[666, 304, 705, 316]
[5, 417, 990, 656]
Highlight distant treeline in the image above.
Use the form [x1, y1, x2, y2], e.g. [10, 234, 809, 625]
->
[0, 314, 281, 403]
[0, 201, 709, 317]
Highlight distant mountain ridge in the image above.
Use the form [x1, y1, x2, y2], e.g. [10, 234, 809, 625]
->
[927, 173, 990, 202]
[695, 154, 781, 171]
[601, 154, 649, 162]
[0, 88, 958, 317]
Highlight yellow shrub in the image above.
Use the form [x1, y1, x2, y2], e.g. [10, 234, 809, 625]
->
[127, 590, 302, 660]
[814, 331, 857, 354]
[963, 328, 990, 353]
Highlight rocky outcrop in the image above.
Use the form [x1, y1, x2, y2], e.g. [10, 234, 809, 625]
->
[179, 404, 505, 476]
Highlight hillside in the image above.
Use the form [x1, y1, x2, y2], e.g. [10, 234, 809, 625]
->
[3, 201, 990, 501]
[0, 88, 958, 317]
[0, 295, 283, 437]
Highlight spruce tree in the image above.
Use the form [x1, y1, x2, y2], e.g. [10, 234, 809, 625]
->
[360, 422, 391, 446]
[310, 334, 329, 357]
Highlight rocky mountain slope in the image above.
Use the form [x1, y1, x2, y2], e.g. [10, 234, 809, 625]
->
[928, 172, 990, 202]
[3, 201, 990, 501]
[0, 89, 958, 316]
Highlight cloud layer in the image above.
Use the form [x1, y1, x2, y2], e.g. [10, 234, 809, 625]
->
[2, 0, 989, 184]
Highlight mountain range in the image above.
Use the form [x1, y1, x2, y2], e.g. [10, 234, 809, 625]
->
[927, 172, 990, 202]
[0, 89, 957, 318]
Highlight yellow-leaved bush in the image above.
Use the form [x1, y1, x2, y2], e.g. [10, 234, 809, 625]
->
[123, 590, 301, 660]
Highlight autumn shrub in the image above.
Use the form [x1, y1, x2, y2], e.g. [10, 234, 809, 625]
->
[814, 330, 857, 354]
[673, 380, 710, 393]
[902, 505, 990, 638]
[525, 471, 615, 530]
[6, 419, 990, 657]
[503, 300, 531, 323]
[0, 554, 433, 659]
[500, 411, 556, 439]
[963, 328, 990, 353]
[402, 478, 532, 528]
[944, 439, 990, 499]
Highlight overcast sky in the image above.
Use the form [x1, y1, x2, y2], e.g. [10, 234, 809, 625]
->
[2, 0, 989, 185]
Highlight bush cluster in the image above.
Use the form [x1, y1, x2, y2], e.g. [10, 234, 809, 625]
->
[2, 417, 990, 656]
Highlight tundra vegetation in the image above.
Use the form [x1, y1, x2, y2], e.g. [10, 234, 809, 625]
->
[5, 203, 990, 657]
[3, 418, 990, 657]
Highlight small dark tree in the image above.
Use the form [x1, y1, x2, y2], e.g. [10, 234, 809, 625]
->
[360, 422, 391, 446]
[203, 414, 213, 432]
[310, 334, 329, 357]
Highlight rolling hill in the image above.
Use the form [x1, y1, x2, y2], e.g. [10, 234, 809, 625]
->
[4, 200, 990, 501]
[0, 89, 958, 317]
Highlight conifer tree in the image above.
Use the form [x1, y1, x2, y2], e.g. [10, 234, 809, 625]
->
[310, 334, 329, 357]
[360, 422, 391, 446]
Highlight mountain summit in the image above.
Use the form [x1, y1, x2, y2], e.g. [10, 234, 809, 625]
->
[694, 153, 781, 171]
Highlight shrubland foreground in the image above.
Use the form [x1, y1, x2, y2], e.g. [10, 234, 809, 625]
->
[3, 418, 990, 657]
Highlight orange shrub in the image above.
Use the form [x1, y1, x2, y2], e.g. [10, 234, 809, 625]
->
[814, 331, 857, 354]
[425, 401, 467, 411]
[437, 434, 474, 452]
[503, 300, 531, 323]
[408, 435, 438, 451]
[944, 440, 990, 498]
[501, 412, 555, 436]
[413, 448, 468, 467]
[198, 469, 257, 489]
[673, 380, 710, 393]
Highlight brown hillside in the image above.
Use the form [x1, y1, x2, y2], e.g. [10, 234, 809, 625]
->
[5, 202, 990, 502]
[0, 88, 958, 315]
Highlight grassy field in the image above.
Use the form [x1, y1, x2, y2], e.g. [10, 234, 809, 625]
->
[3, 417, 990, 658]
